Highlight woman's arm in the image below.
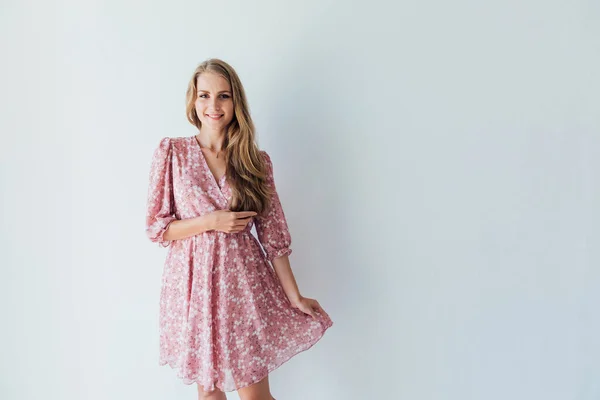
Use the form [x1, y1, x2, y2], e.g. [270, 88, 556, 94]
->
[163, 210, 258, 242]
[271, 255, 301, 305]
[162, 215, 214, 241]
[272, 255, 329, 321]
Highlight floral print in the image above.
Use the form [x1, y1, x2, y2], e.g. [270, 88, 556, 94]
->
[145, 136, 333, 392]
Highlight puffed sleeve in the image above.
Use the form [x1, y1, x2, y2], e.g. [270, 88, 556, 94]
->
[254, 151, 293, 262]
[145, 137, 177, 247]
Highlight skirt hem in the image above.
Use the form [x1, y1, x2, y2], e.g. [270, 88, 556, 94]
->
[159, 319, 333, 392]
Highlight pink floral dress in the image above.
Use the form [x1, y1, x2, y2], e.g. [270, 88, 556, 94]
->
[145, 136, 333, 392]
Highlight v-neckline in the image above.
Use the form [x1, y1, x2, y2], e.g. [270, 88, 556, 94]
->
[192, 136, 226, 189]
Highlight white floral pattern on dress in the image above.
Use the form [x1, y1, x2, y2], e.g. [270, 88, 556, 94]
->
[145, 136, 333, 392]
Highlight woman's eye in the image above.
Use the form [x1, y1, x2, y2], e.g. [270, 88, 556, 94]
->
[198, 94, 230, 98]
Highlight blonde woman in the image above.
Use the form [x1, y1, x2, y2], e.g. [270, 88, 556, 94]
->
[145, 58, 333, 400]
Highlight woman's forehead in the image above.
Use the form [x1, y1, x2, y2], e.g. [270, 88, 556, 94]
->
[196, 72, 231, 91]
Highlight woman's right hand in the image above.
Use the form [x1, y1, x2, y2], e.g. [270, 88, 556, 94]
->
[208, 210, 257, 233]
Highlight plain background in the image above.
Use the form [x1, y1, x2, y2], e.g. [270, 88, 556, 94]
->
[1, 1, 599, 399]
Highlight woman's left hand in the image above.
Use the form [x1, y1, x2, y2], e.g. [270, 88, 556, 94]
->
[290, 296, 330, 321]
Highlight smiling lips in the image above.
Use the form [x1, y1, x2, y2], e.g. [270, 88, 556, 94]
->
[206, 114, 223, 120]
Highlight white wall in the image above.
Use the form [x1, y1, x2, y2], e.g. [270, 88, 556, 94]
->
[1, 1, 598, 399]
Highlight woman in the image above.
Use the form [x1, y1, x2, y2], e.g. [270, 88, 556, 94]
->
[145, 58, 333, 400]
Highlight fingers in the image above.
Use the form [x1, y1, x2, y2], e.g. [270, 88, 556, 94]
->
[224, 213, 256, 233]
[295, 298, 328, 321]
[234, 211, 258, 218]
[311, 301, 330, 320]
[312, 307, 320, 319]
[231, 217, 253, 231]
[232, 214, 256, 231]
[315, 304, 330, 320]
[307, 300, 319, 320]
[296, 299, 317, 319]
[308, 307, 318, 320]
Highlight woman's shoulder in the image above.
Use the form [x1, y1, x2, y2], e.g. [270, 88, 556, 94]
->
[259, 149, 272, 163]
[168, 136, 190, 149]
[153, 136, 190, 152]
[159, 136, 190, 144]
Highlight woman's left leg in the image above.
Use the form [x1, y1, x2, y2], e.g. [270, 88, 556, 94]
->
[197, 383, 227, 400]
[237, 374, 275, 400]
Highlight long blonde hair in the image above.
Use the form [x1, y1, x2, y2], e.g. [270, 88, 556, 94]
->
[185, 58, 273, 215]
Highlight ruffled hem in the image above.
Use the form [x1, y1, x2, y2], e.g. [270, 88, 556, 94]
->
[159, 318, 333, 392]
[147, 217, 177, 247]
[267, 247, 292, 263]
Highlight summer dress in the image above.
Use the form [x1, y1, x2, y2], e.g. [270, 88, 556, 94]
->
[145, 136, 333, 392]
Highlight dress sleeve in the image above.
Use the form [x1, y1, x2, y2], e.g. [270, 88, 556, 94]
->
[145, 137, 177, 247]
[254, 151, 293, 262]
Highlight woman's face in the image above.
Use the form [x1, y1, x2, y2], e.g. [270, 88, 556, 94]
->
[195, 72, 234, 131]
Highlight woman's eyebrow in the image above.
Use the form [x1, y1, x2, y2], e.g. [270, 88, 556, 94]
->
[198, 89, 231, 93]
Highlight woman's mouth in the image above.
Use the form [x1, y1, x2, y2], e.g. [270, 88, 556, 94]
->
[206, 114, 224, 120]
